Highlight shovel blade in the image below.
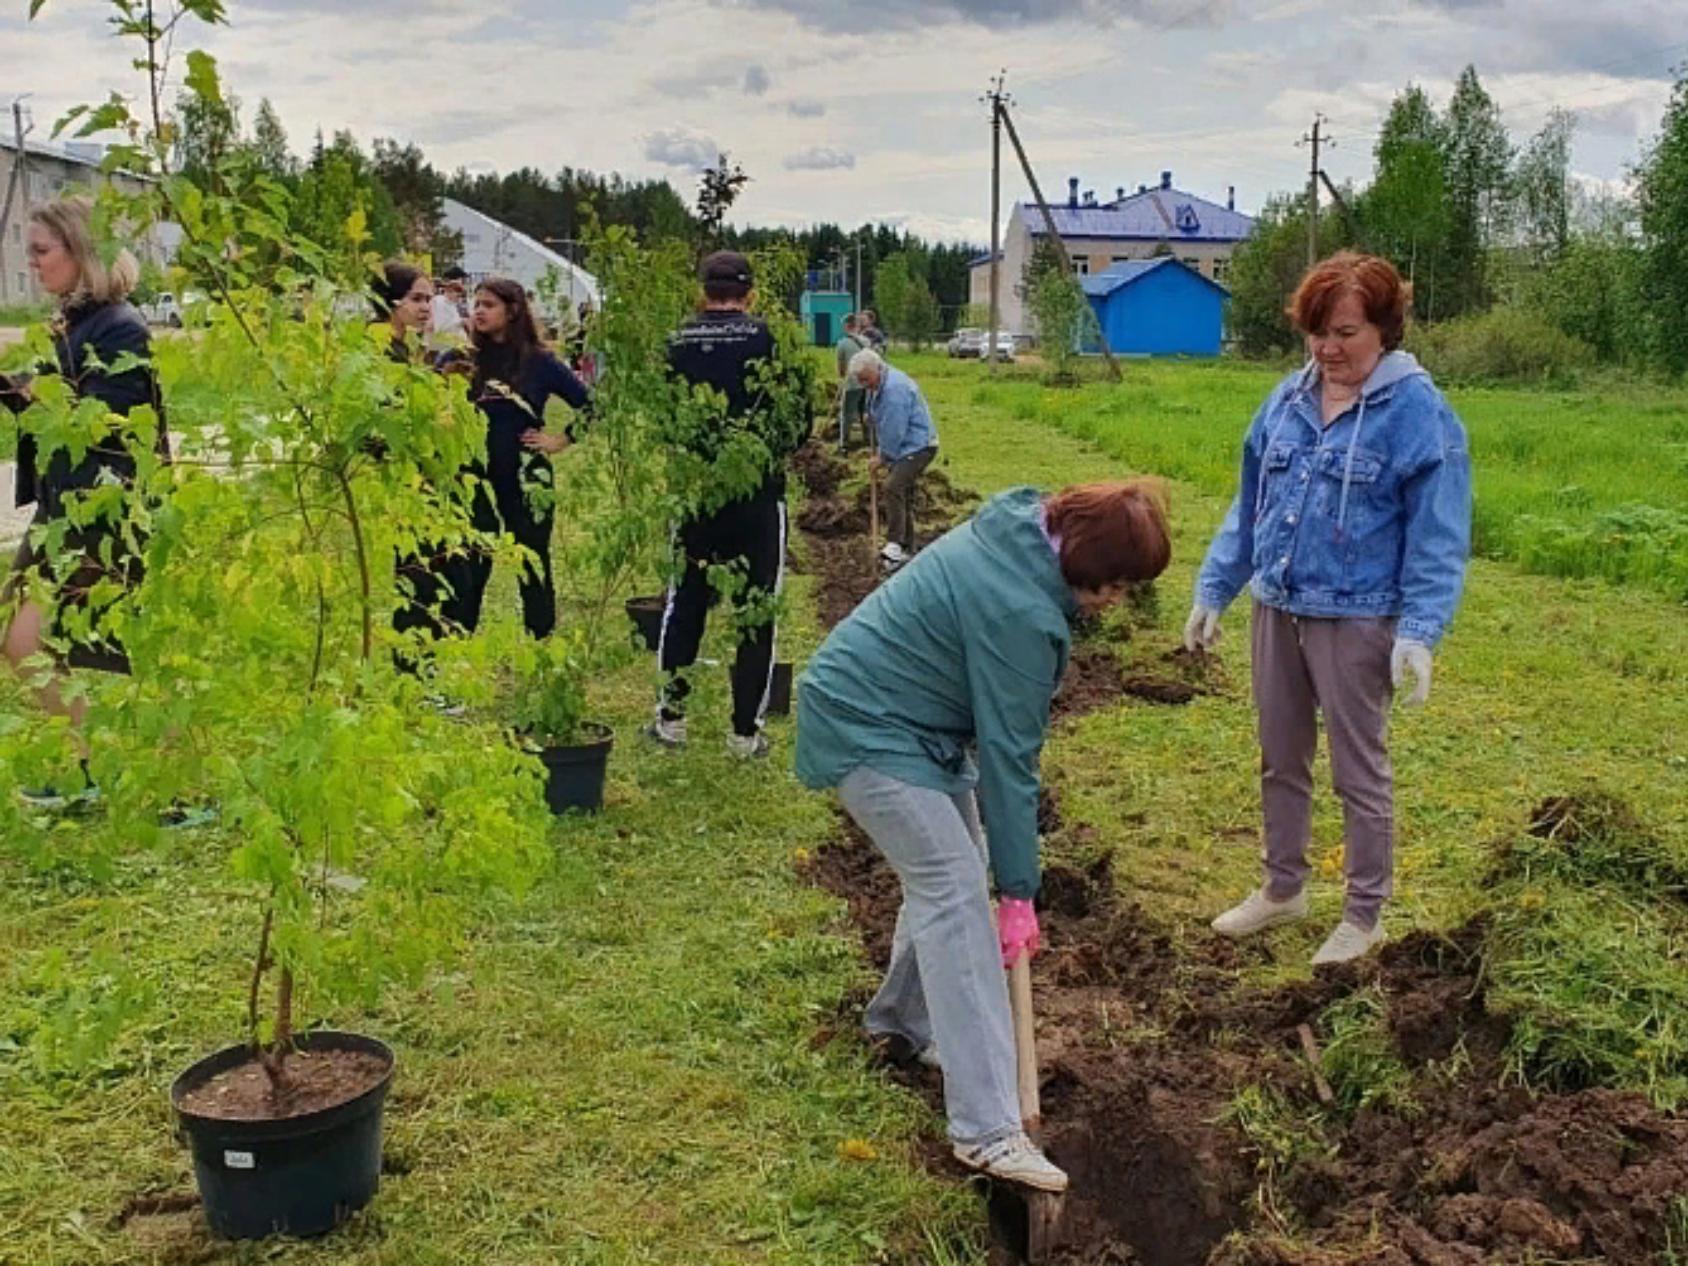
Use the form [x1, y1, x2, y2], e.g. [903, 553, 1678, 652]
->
[987, 1181, 1065, 1264]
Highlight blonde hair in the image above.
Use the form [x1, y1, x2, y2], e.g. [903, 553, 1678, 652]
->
[31, 195, 140, 305]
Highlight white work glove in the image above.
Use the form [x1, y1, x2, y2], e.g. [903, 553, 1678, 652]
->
[1391, 639, 1433, 707]
[1183, 602, 1223, 653]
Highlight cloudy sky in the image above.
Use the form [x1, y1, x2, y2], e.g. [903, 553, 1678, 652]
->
[7, 0, 1682, 244]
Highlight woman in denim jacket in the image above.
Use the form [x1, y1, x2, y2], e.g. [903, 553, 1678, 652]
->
[1185, 253, 1471, 965]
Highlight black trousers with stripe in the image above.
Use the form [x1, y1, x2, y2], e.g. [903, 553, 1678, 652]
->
[658, 491, 786, 737]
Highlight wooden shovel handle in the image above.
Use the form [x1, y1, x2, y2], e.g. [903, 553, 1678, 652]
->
[1009, 951, 1040, 1131]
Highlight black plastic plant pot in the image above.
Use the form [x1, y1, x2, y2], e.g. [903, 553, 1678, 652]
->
[170, 1031, 395, 1241]
[625, 595, 665, 652]
[539, 722, 614, 814]
[766, 661, 794, 716]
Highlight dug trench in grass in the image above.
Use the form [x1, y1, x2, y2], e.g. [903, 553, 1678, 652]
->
[792, 476, 1178, 1225]
[806, 791, 1688, 1266]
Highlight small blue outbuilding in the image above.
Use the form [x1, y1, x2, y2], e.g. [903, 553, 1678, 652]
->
[1080, 257, 1229, 357]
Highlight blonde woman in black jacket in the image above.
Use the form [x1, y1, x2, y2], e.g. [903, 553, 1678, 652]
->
[0, 196, 167, 805]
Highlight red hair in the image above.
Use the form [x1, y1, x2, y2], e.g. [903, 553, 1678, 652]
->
[1044, 480, 1172, 590]
[1287, 251, 1412, 351]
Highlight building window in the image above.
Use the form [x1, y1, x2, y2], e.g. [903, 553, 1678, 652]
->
[1110, 255, 1133, 267]
[1070, 257, 1089, 276]
[1181, 256, 1201, 272]
[1212, 258, 1230, 283]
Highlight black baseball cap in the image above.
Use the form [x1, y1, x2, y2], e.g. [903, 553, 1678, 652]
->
[699, 250, 753, 287]
[440, 265, 468, 282]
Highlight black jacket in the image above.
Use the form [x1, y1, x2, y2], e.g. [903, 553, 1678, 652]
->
[8, 299, 168, 518]
[666, 309, 811, 502]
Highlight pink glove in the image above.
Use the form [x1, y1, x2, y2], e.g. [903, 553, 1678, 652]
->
[998, 897, 1041, 969]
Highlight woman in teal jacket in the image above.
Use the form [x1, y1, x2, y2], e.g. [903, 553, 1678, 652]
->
[796, 480, 1170, 1192]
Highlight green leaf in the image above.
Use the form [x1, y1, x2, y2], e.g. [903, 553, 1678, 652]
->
[49, 105, 88, 139]
[28, 0, 49, 18]
[184, 49, 221, 107]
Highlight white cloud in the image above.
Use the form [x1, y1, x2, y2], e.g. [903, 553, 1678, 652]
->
[644, 127, 720, 169]
[787, 97, 826, 117]
[783, 145, 855, 170]
[742, 64, 771, 95]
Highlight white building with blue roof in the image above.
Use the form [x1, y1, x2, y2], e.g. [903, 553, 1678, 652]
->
[972, 170, 1255, 337]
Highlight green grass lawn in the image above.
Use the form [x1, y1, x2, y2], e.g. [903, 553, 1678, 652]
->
[2, 354, 1686, 1263]
[947, 353, 1688, 601]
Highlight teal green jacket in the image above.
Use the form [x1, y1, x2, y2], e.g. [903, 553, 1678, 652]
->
[795, 487, 1075, 899]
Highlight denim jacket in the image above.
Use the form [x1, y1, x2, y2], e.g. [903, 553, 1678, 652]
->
[868, 365, 937, 462]
[1195, 351, 1471, 647]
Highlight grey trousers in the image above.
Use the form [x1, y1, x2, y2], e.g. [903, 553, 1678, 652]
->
[1252, 601, 1396, 929]
[838, 765, 1020, 1147]
[883, 446, 937, 552]
[838, 386, 868, 449]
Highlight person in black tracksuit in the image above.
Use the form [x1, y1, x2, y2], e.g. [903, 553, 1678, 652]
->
[1, 197, 170, 801]
[443, 277, 589, 638]
[650, 251, 811, 757]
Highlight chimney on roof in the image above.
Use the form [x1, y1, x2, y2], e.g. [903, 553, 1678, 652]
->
[1160, 170, 1173, 190]
[1082, 189, 1096, 207]
[1227, 185, 1236, 211]
[1067, 176, 1079, 209]
[1115, 186, 1126, 201]
[1137, 183, 1147, 195]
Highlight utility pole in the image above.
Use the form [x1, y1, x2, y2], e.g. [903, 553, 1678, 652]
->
[982, 71, 1008, 375]
[996, 98, 1122, 382]
[1298, 113, 1331, 269]
[854, 233, 862, 313]
[0, 97, 34, 305]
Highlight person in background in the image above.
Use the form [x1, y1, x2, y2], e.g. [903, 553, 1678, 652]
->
[848, 348, 936, 573]
[0, 196, 170, 807]
[369, 260, 471, 670]
[428, 265, 468, 354]
[1186, 251, 1472, 966]
[859, 306, 888, 353]
[834, 313, 868, 453]
[796, 479, 1172, 1192]
[648, 250, 811, 759]
[444, 277, 590, 638]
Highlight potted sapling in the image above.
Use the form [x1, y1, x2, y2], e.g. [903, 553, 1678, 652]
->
[16, 3, 551, 1239]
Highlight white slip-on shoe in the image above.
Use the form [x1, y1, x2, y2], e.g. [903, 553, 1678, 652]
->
[644, 712, 687, 748]
[1211, 886, 1309, 938]
[953, 1131, 1068, 1193]
[1311, 919, 1386, 966]
[726, 731, 770, 760]
[916, 1043, 942, 1070]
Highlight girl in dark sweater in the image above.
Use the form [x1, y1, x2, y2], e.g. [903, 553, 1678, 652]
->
[442, 278, 589, 637]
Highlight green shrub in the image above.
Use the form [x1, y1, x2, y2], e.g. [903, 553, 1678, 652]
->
[1406, 307, 1596, 385]
[1509, 503, 1688, 600]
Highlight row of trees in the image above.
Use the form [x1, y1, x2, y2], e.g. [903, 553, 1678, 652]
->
[1228, 63, 1688, 375]
[168, 94, 982, 335]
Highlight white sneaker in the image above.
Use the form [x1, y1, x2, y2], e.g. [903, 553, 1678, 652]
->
[916, 1043, 942, 1070]
[1211, 887, 1309, 939]
[644, 713, 687, 748]
[726, 731, 769, 759]
[880, 542, 907, 563]
[953, 1131, 1068, 1193]
[1311, 919, 1385, 966]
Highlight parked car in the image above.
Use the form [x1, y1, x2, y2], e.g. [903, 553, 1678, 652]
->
[947, 328, 982, 358]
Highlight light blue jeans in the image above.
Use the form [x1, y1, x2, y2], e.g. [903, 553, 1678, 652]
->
[838, 765, 1019, 1147]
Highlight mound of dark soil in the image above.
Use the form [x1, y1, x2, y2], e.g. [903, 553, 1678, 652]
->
[803, 811, 1688, 1266]
[791, 442, 848, 498]
[1053, 645, 1130, 722]
[798, 499, 869, 539]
